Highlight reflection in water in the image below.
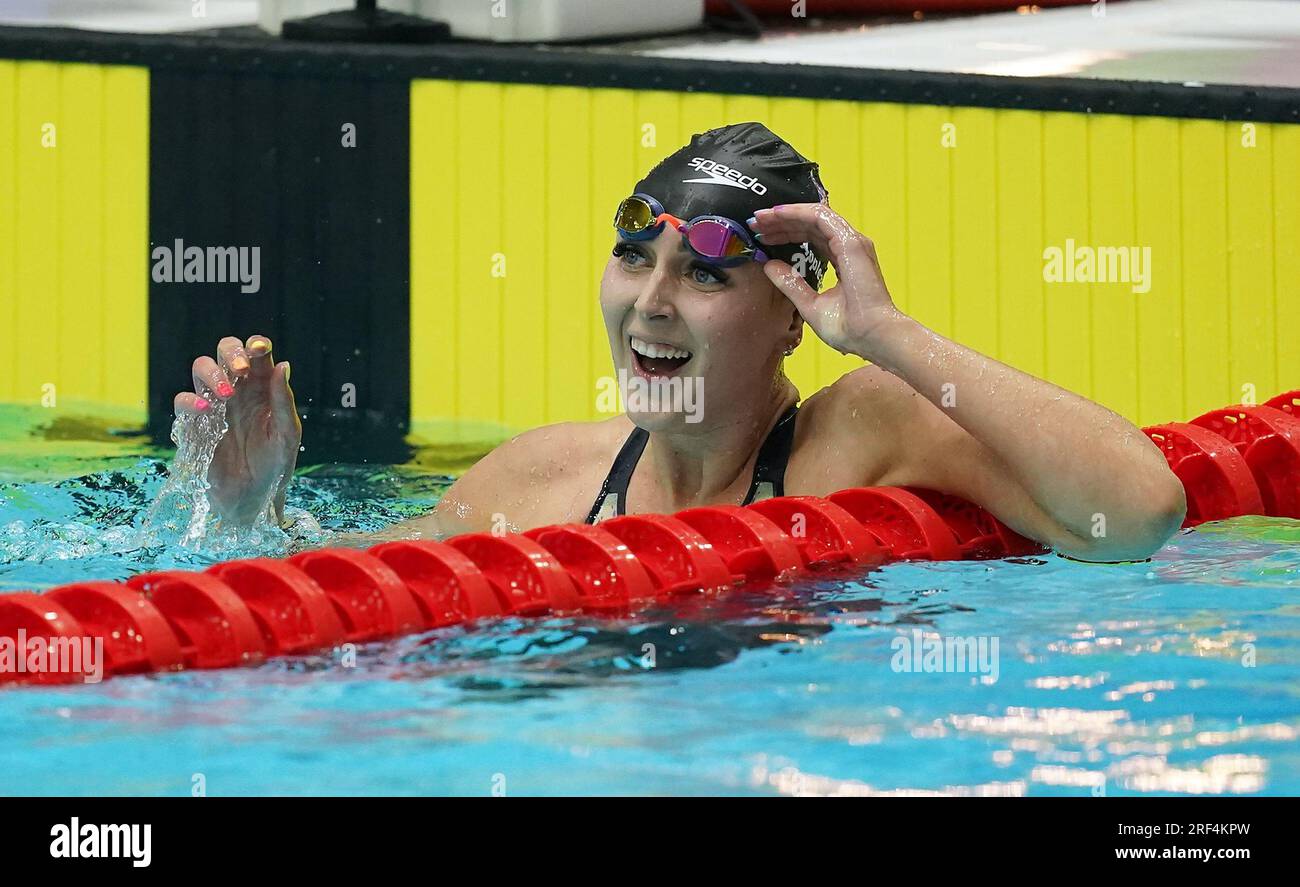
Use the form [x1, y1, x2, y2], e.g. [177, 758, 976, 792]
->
[0, 459, 1297, 795]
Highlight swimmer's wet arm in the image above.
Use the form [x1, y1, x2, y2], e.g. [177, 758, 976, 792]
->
[312, 465, 491, 546]
[380, 423, 594, 540]
[753, 203, 1184, 561]
[853, 316, 1187, 561]
[323, 490, 474, 545]
[362, 486, 480, 541]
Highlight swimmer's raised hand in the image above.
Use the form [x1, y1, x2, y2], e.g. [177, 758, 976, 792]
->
[749, 202, 901, 359]
[173, 335, 301, 527]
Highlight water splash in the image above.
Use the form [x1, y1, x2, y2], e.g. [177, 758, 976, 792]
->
[135, 399, 306, 558]
[0, 454, 450, 589]
[140, 401, 229, 548]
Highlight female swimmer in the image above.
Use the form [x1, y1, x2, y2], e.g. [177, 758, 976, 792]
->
[173, 122, 1185, 561]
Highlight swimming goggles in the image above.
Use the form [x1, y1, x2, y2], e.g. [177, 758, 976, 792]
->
[613, 193, 769, 266]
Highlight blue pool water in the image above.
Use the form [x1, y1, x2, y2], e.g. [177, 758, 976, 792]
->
[1, 423, 1298, 796]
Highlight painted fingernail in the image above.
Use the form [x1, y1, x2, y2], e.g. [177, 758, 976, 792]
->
[746, 215, 758, 227]
[283, 362, 291, 384]
[195, 397, 210, 411]
[249, 340, 270, 355]
[231, 356, 250, 373]
[216, 382, 234, 398]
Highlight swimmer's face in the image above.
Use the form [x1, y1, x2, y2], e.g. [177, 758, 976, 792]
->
[599, 224, 801, 432]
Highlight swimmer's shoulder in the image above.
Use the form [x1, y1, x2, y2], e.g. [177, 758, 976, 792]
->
[805, 363, 928, 418]
[493, 416, 632, 488]
[430, 415, 633, 533]
[788, 364, 926, 492]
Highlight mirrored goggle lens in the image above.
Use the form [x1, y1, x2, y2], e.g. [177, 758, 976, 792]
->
[614, 197, 656, 233]
[683, 219, 750, 259]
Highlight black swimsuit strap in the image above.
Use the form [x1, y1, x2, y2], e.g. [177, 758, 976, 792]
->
[584, 425, 649, 524]
[585, 403, 799, 524]
[742, 402, 799, 504]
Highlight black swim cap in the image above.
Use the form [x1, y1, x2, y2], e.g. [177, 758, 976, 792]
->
[632, 121, 831, 290]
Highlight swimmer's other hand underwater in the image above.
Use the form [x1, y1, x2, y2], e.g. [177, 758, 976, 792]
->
[171, 122, 1185, 562]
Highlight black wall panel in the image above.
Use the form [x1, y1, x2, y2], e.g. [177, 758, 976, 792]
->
[147, 68, 411, 463]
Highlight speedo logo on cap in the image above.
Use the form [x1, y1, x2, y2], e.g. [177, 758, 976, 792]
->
[682, 157, 768, 195]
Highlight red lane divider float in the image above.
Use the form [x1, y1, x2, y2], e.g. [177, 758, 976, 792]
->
[747, 496, 887, 567]
[523, 523, 657, 610]
[44, 582, 185, 676]
[674, 505, 803, 581]
[206, 558, 348, 655]
[1190, 405, 1300, 519]
[903, 488, 1048, 559]
[1264, 389, 1300, 419]
[597, 514, 735, 595]
[289, 548, 424, 641]
[126, 571, 266, 669]
[0, 593, 90, 685]
[827, 486, 962, 561]
[1143, 422, 1265, 526]
[446, 533, 583, 616]
[3, 388, 1297, 686]
[368, 540, 497, 626]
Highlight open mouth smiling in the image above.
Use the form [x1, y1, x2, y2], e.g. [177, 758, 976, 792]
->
[629, 335, 693, 378]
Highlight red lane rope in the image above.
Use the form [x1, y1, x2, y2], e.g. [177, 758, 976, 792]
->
[3, 390, 1297, 686]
